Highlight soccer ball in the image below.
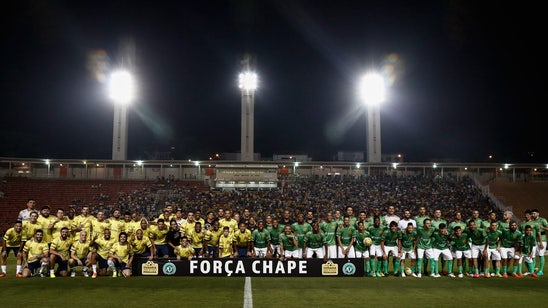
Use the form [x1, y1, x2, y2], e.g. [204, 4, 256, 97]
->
[363, 237, 373, 246]
[404, 267, 412, 276]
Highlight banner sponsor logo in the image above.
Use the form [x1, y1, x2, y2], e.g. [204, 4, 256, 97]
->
[141, 261, 159, 275]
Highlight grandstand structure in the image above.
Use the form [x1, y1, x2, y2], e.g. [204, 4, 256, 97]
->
[1, 157, 547, 233]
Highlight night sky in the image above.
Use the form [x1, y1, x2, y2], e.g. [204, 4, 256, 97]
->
[1, 1, 546, 162]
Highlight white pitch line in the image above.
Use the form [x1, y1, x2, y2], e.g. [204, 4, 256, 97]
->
[243, 276, 253, 308]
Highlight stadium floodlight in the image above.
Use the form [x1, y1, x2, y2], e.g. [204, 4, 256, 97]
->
[359, 71, 386, 163]
[109, 70, 135, 105]
[359, 72, 386, 106]
[110, 69, 136, 161]
[239, 71, 258, 92]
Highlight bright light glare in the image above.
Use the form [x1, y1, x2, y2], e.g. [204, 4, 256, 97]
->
[109, 70, 135, 104]
[239, 71, 258, 91]
[359, 73, 386, 106]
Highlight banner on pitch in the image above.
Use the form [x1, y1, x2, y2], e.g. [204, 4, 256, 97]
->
[133, 258, 364, 277]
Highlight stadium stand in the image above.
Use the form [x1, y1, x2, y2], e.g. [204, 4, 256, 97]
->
[488, 182, 548, 219]
[0, 177, 208, 233]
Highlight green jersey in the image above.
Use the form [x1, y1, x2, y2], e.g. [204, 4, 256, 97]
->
[291, 222, 312, 248]
[320, 221, 338, 246]
[500, 229, 522, 249]
[448, 221, 467, 232]
[521, 234, 537, 255]
[430, 219, 448, 231]
[382, 229, 402, 247]
[432, 232, 451, 250]
[533, 217, 548, 241]
[354, 220, 370, 230]
[485, 229, 502, 249]
[416, 227, 435, 249]
[305, 231, 325, 249]
[251, 229, 271, 249]
[466, 228, 487, 246]
[497, 220, 510, 231]
[354, 230, 371, 252]
[267, 224, 284, 245]
[279, 233, 298, 251]
[414, 216, 430, 229]
[337, 226, 356, 246]
[467, 218, 488, 230]
[519, 221, 540, 237]
[368, 225, 386, 246]
[401, 230, 417, 252]
[368, 216, 386, 226]
[451, 233, 470, 251]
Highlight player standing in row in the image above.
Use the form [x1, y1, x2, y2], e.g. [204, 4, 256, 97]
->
[1, 221, 24, 277]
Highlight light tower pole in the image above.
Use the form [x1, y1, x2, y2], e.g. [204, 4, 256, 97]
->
[238, 55, 258, 162]
[109, 40, 136, 161]
[359, 72, 386, 163]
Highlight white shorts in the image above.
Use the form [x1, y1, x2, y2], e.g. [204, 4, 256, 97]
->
[283, 249, 300, 259]
[370, 244, 383, 257]
[452, 250, 472, 259]
[537, 241, 547, 255]
[356, 250, 370, 258]
[338, 245, 356, 258]
[500, 247, 518, 259]
[270, 244, 280, 256]
[523, 246, 538, 263]
[255, 247, 268, 258]
[433, 248, 453, 261]
[401, 250, 416, 260]
[306, 247, 325, 259]
[471, 244, 485, 259]
[417, 248, 433, 259]
[486, 248, 501, 261]
[383, 246, 399, 259]
[327, 245, 338, 259]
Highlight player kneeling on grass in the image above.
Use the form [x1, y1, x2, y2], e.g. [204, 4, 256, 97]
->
[108, 232, 133, 277]
[176, 236, 195, 260]
[22, 229, 49, 277]
[279, 225, 299, 260]
[1, 220, 24, 277]
[49, 227, 73, 278]
[303, 221, 328, 261]
[251, 220, 272, 258]
[69, 231, 96, 277]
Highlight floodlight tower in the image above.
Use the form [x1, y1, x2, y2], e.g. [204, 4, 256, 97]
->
[359, 72, 386, 163]
[109, 40, 136, 161]
[238, 54, 258, 162]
